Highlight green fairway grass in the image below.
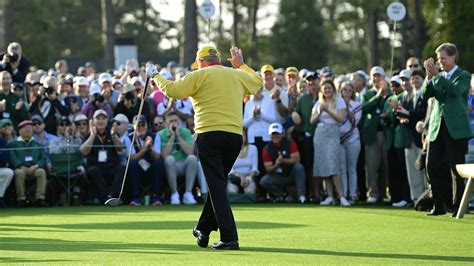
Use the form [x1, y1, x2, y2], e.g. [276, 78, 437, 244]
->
[1, 204, 473, 265]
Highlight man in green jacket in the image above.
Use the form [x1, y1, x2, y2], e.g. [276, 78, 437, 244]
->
[422, 43, 472, 216]
[9, 120, 48, 207]
[360, 66, 390, 203]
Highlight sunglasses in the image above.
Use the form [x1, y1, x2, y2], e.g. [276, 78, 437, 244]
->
[75, 122, 87, 126]
[408, 64, 419, 68]
[154, 122, 163, 127]
[33, 121, 42, 126]
[59, 123, 70, 127]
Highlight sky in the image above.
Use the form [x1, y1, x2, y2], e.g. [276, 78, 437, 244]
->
[150, 0, 279, 49]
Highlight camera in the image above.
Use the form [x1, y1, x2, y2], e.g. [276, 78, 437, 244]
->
[93, 93, 104, 103]
[5, 53, 19, 63]
[125, 91, 134, 101]
[44, 86, 55, 94]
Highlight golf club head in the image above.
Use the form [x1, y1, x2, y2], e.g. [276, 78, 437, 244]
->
[104, 197, 121, 207]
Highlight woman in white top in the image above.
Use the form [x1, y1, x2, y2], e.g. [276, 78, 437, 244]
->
[227, 130, 259, 194]
[311, 80, 350, 206]
[243, 88, 278, 198]
[339, 81, 362, 203]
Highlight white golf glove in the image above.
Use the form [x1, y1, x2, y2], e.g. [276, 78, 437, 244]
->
[145, 63, 158, 78]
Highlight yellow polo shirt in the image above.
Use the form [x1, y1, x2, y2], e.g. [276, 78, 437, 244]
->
[152, 64, 263, 135]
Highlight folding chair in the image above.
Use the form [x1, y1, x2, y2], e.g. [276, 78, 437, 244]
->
[50, 152, 83, 206]
[455, 164, 474, 219]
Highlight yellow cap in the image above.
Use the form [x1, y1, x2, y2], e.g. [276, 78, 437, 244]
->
[286, 66, 298, 76]
[191, 45, 221, 70]
[260, 64, 274, 74]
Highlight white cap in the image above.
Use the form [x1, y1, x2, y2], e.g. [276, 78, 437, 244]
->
[112, 78, 123, 85]
[370, 66, 385, 76]
[89, 82, 102, 95]
[93, 109, 108, 119]
[98, 73, 113, 84]
[399, 69, 412, 79]
[268, 122, 284, 135]
[130, 76, 145, 87]
[159, 69, 173, 80]
[74, 113, 88, 122]
[113, 114, 129, 124]
[75, 76, 89, 87]
[390, 75, 401, 85]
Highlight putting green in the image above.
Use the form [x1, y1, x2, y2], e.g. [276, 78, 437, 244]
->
[1, 204, 473, 264]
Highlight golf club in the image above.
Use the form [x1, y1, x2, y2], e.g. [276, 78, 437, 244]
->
[105, 75, 151, 207]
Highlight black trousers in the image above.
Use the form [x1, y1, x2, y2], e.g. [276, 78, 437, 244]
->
[387, 147, 410, 203]
[427, 119, 467, 211]
[252, 136, 269, 199]
[87, 164, 125, 201]
[195, 131, 242, 242]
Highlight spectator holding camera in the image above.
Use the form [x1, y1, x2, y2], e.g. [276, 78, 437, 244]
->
[29, 76, 69, 134]
[0, 71, 28, 129]
[114, 84, 152, 124]
[0, 42, 30, 83]
[81, 82, 113, 120]
[158, 111, 198, 205]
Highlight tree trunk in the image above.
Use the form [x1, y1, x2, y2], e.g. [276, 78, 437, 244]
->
[412, 0, 426, 58]
[366, 6, 379, 68]
[181, 0, 198, 68]
[101, 0, 115, 70]
[232, 0, 239, 47]
[1, 0, 14, 47]
[248, 0, 259, 63]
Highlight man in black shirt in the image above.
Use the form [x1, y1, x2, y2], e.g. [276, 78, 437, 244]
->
[79, 109, 125, 203]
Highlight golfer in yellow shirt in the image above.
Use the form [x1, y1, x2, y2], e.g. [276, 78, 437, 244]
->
[146, 46, 262, 250]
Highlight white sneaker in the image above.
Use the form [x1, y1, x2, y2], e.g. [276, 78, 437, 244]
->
[340, 197, 351, 206]
[366, 197, 378, 203]
[392, 200, 408, 207]
[170, 192, 181, 205]
[320, 197, 335, 205]
[299, 195, 306, 204]
[183, 192, 197, 205]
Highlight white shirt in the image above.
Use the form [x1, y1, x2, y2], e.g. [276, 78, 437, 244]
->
[156, 98, 194, 128]
[340, 100, 362, 144]
[312, 97, 346, 125]
[229, 144, 259, 176]
[260, 84, 289, 124]
[243, 95, 277, 143]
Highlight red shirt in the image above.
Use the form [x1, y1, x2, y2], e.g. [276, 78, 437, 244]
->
[262, 139, 299, 163]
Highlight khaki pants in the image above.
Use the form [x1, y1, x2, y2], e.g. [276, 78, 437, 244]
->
[364, 131, 389, 199]
[14, 168, 47, 200]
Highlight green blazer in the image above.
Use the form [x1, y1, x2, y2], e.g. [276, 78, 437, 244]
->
[361, 88, 392, 146]
[382, 94, 401, 150]
[421, 67, 472, 142]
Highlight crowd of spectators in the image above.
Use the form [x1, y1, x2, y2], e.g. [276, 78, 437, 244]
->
[0, 41, 472, 216]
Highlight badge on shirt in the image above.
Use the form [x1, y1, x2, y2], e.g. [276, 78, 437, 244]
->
[138, 159, 151, 171]
[3, 112, 10, 118]
[98, 150, 108, 162]
[25, 155, 33, 162]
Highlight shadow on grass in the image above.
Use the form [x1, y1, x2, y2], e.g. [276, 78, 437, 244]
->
[0, 257, 75, 264]
[1, 237, 472, 263]
[0, 220, 304, 231]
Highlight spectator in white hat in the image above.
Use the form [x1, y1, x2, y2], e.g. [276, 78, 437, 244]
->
[99, 72, 119, 109]
[360, 66, 390, 203]
[81, 82, 113, 120]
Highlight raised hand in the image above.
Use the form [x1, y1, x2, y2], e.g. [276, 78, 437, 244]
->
[227, 46, 244, 69]
[146, 63, 158, 78]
